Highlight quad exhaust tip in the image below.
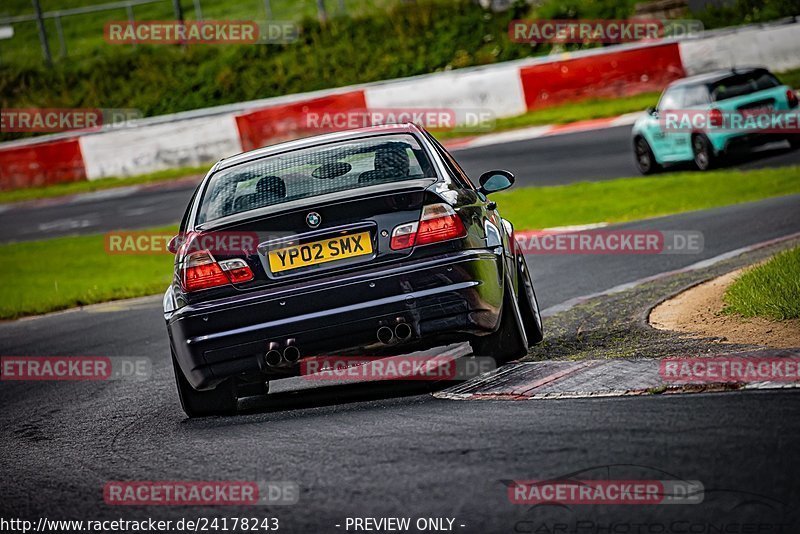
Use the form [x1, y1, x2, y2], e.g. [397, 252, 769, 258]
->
[395, 322, 412, 341]
[264, 349, 282, 367]
[283, 339, 301, 364]
[377, 326, 395, 344]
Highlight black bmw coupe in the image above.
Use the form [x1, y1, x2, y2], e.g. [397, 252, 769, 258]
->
[164, 123, 543, 416]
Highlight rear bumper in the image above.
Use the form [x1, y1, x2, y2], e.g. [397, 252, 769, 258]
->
[167, 248, 505, 389]
[712, 131, 795, 153]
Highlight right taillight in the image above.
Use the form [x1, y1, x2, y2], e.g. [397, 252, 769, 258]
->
[390, 203, 466, 250]
[709, 108, 724, 128]
[787, 89, 798, 109]
[181, 250, 253, 292]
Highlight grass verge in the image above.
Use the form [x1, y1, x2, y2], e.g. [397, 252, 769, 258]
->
[723, 246, 800, 321]
[493, 165, 800, 229]
[1, 165, 798, 320]
[0, 227, 177, 320]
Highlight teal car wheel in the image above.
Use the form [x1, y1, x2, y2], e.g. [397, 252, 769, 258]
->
[634, 136, 660, 175]
[692, 134, 716, 171]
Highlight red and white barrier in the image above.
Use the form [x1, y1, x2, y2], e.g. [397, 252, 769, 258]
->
[519, 43, 685, 109]
[0, 138, 86, 190]
[1, 22, 798, 189]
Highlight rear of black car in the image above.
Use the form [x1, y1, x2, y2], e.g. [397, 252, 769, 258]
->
[164, 127, 509, 408]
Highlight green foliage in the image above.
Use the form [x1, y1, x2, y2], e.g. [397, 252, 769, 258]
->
[690, 0, 799, 29]
[0, 0, 540, 142]
[724, 246, 800, 320]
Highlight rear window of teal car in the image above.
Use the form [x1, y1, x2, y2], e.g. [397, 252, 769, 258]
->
[710, 71, 781, 102]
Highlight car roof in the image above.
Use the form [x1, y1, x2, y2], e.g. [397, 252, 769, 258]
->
[216, 122, 426, 171]
[666, 67, 769, 89]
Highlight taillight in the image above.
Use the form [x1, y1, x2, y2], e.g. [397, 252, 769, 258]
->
[390, 203, 466, 250]
[219, 258, 255, 284]
[787, 89, 798, 109]
[709, 108, 724, 128]
[181, 251, 253, 292]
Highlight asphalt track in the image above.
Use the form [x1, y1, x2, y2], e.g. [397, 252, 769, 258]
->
[1, 124, 798, 243]
[1, 127, 799, 529]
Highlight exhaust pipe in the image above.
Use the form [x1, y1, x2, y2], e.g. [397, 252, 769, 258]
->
[377, 326, 395, 344]
[264, 341, 282, 367]
[283, 339, 300, 364]
[394, 322, 412, 341]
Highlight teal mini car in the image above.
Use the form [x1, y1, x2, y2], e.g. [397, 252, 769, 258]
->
[632, 67, 799, 174]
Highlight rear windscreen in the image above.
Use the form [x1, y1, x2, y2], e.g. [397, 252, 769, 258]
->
[196, 134, 435, 224]
[709, 70, 781, 101]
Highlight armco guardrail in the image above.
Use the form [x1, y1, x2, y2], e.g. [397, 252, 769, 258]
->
[1, 20, 798, 190]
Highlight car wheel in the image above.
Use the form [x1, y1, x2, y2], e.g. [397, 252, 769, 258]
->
[172, 350, 237, 418]
[470, 283, 528, 364]
[517, 256, 544, 347]
[634, 136, 660, 175]
[692, 134, 716, 171]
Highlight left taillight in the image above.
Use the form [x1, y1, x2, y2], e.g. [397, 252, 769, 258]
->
[390, 203, 466, 250]
[181, 250, 254, 292]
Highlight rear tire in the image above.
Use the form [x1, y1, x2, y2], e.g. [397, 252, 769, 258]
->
[517, 256, 544, 347]
[634, 136, 660, 175]
[172, 350, 237, 418]
[692, 134, 716, 171]
[470, 284, 528, 365]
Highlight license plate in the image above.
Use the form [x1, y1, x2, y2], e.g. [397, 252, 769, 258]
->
[268, 231, 372, 273]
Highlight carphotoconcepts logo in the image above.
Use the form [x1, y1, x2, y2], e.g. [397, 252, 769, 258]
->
[0, 356, 150, 381]
[515, 230, 703, 255]
[508, 480, 704, 505]
[103, 481, 298, 506]
[660, 353, 800, 384]
[0, 108, 142, 133]
[660, 109, 800, 134]
[104, 20, 298, 45]
[509, 19, 703, 43]
[104, 231, 271, 255]
[302, 108, 495, 134]
[301, 355, 496, 381]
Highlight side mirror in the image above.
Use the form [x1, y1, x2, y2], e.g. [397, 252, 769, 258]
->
[646, 106, 658, 117]
[478, 170, 515, 195]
